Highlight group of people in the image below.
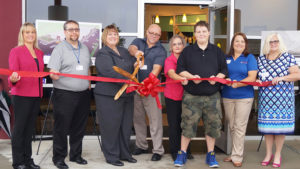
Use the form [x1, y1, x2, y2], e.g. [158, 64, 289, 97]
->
[7, 19, 299, 169]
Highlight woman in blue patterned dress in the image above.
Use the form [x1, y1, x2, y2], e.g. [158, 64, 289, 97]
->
[258, 33, 299, 168]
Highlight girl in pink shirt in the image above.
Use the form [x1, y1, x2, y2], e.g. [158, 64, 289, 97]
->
[164, 35, 192, 161]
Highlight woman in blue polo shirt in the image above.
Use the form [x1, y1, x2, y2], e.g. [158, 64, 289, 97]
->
[221, 32, 258, 167]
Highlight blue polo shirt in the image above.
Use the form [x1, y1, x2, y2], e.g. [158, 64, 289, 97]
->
[130, 38, 167, 82]
[221, 53, 258, 99]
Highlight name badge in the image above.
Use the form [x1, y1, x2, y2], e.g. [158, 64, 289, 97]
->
[140, 65, 147, 70]
[76, 64, 84, 71]
[226, 60, 231, 64]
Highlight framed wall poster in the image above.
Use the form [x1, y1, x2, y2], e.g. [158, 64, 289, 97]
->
[36, 19, 102, 65]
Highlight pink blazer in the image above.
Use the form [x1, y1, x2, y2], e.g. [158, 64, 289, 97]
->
[8, 45, 44, 97]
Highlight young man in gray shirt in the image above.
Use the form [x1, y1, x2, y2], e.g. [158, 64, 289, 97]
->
[48, 20, 91, 169]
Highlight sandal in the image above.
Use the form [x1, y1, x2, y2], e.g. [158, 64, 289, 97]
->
[261, 154, 273, 166]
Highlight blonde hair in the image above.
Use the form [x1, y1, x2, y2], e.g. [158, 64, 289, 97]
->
[168, 35, 186, 52]
[262, 33, 286, 55]
[102, 24, 119, 46]
[17, 22, 38, 48]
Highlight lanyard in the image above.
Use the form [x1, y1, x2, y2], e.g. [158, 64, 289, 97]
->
[68, 41, 81, 64]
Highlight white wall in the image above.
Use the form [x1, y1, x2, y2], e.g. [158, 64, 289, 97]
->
[26, 0, 138, 32]
[235, 0, 298, 36]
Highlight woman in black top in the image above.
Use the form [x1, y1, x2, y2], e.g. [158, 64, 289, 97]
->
[94, 24, 136, 166]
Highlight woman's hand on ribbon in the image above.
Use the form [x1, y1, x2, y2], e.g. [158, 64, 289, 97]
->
[231, 80, 238, 88]
[226, 78, 232, 86]
[180, 77, 188, 85]
[10, 72, 21, 83]
[256, 79, 262, 84]
[272, 76, 285, 85]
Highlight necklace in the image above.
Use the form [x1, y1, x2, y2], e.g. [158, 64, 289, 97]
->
[267, 52, 281, 60]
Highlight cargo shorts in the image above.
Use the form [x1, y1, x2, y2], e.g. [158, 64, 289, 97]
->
[181, 91, 222, 138]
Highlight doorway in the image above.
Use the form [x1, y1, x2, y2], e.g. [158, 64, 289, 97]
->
[140, 0, 234, 154]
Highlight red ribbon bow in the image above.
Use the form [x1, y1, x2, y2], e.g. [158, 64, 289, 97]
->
[126, 73, 164, 109]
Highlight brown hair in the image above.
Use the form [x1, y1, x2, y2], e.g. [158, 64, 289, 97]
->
[194, 21, 210, 32]
[227, 32, 249, 57]
[63, 20, 79, 30]
[101, 24, 119, 46]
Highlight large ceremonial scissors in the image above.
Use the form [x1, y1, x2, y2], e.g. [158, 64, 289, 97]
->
[113, 53, 144, 100]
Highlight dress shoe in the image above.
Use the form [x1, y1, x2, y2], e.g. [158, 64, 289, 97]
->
[272, 157, 281, 168]
[171, 153, 177, 161]
[223, 157, 232, 162]
[106, 160, 124, 166]
[132, 147, 148, 155]
[53, 161, 69, 169]
[121, 157, 137, 163]
[70, 156, 88, 165]
[26, 162, 40, 169]
[233, 161, 242, 167]
[261, 154, 273, 166]
[13, 165, 27, 169]
[151, 153, 162, 161]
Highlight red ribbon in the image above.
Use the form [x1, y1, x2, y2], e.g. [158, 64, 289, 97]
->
[0, 68, 273, 109]
[126, 73, 164, 109]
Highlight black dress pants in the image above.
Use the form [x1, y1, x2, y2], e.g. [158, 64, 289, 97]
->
[52, 88, 90, 163]
[95, 94, 133, 162]
[11, 96, 40, 168]
[165, 97, 191, 154]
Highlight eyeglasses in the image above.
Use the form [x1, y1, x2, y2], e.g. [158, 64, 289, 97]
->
[66, 28, 80, 33]
[172, 42, 183, 46]
[269, 40, 279, 44]
[148, 31, 161, 37]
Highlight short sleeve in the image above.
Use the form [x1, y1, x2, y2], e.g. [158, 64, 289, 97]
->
[164, 56, 176, 75]
[130, 38, 142, 49]
[153, 49, 167, 66]
[47, 45, 62, 71]
[286, 52, 297, 68]
[247, 54, 258, 71]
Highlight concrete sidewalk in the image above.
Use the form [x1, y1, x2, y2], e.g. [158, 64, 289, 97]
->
[0, 138, 299, 169]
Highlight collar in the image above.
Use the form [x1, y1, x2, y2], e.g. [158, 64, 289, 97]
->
[63, 40, 82, 50]
[169, 53, 178, 62]
[229, 54, 246, 60]
[142, 38, 161, 48]
[104, 45, 123, 58]
[192, 42, 212, 51]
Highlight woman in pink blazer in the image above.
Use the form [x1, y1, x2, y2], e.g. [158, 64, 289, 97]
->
[9, 22, 44, 169]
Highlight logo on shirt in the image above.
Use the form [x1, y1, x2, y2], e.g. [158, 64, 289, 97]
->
[240, 61, 248, 64]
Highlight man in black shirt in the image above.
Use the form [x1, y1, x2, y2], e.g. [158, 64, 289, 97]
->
[174, 21, 227, 168]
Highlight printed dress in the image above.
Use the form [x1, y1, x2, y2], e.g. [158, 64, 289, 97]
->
[257, 52, 296, 134]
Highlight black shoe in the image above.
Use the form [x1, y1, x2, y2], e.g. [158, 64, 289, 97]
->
[70, 156, 88, 165]
[121, 157, 137, 163]
[132, 148, 148, 155]
[171, 153, 177, 161]
[13, 165, 27, 169]
[187, 153, 194, 160]
[53, 161, 69, 169]
[151, 153, 162, 161]
[106, 160, 124, 166]
[26, 162, 40, 169]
